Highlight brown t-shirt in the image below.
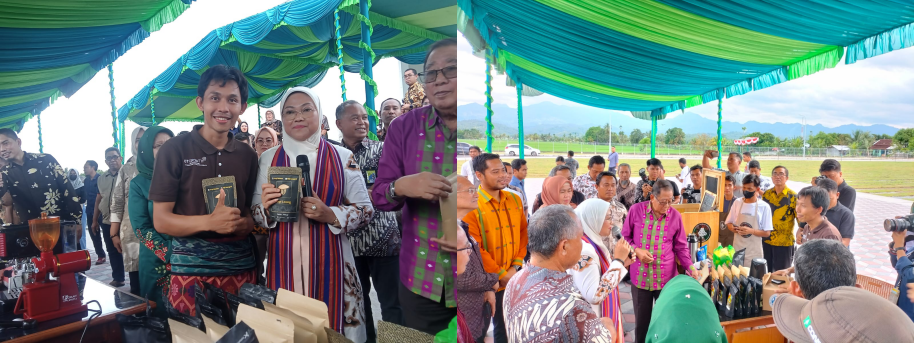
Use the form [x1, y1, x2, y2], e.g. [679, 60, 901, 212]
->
[149, 125, 259, 240]
[800, 217, 842, 243]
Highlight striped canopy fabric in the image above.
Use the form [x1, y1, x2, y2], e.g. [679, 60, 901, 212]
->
[118, 0, 455, 127]
[0, 0, 195, 132]
[458, 0, 914, 120]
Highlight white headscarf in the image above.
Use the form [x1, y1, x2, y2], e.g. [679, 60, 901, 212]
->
[130, 126, 148, 156]
[277, 86, 324, 182]
[67, 168, 84, 189]
[574, 198, 612, 259]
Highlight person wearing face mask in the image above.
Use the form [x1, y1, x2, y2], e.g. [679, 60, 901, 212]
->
[129, 126, 174, 318]
[725, 174, 773, 267]
[456, 176, 499, 343]
[376, 98, 402, 142]
[569, 198, 633, 342]
[463, 153, 527, 343]
[256, 88, 374, 342]
[110, 126, 147, 295]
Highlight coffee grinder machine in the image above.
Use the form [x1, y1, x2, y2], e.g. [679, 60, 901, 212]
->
[12, 213, 90, 321]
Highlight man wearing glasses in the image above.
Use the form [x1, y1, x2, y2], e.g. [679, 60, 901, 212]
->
[762, 166, 799, 272]
[93, 147, 126, 287]
[372, 38, 457, 334]
[621, 179, 695, 343]
[401, 68, 426, 112]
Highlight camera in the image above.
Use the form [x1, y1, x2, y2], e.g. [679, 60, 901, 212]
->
[638, 168, 654, 187]
[682, 184, 701, 204]
[885, 214, 914, 232]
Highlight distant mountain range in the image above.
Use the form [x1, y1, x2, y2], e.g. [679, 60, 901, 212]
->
[457, 102, 903, 138]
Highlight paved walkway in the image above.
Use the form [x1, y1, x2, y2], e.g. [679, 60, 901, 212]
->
[517, 177, 909, 342]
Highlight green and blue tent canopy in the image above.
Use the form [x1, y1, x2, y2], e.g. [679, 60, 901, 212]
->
[459, 0, 913, 119]
[117, 0, 456, 135]
[0, 0, 196, 132]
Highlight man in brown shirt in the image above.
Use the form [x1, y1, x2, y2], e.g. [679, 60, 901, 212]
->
[149, 65, 258, 316]
[795, 186, 842, 243]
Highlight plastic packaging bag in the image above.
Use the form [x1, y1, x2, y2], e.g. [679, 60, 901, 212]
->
[239, 283, 276, 309]
[216, 321, 260, 343]
[732, 248, 747, 268]
[116, 298, 171, 343]
[697, 245, 708, 263]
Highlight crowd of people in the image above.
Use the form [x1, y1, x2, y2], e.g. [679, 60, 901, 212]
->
[0, 38, 458, 343]
[456, 147, 914, 343]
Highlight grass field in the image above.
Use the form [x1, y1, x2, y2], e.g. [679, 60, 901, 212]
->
[485, 157, 914, 200]
[460, 139, 706, 155]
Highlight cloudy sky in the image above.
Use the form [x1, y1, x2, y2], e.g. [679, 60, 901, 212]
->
[19, 0, 409, 171]
[457, 33, 914, 129]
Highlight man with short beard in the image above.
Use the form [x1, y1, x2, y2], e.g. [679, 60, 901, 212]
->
[377, 98, 402, 141]
[615, 163, 638, 209]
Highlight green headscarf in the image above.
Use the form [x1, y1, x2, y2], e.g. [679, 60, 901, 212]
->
[137, 126, 174, 180]
[646, 275, 727, 343]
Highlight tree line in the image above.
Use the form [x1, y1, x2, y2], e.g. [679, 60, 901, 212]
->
[457, 125, 914, 151]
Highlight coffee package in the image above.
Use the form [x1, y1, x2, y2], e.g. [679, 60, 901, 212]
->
[203, 176, 238, 214]
[263, 301, 319, 343]
[236, 303, 295, 343]
[268, 167, 302, 223]
[169, 318, 212, 343]
[275, 288, 329, 343]
[216, 321, 259, 343]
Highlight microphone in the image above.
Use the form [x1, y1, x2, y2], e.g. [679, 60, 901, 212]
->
[612, 226, 635, 259]
[296, 155, 313, 198]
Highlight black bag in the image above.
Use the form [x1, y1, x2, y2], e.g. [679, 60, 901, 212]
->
[215, 321, 259, 343]
[238, 283, 276, 309]
[733, 248, 747, 267]
[725, 282, 738, 318]
[203, 281, 236, 326]
[115, 297, 171, 343]
[196, 287, 227, 327]
[736, 275, 749, 318]
[167, 298, 205, 331]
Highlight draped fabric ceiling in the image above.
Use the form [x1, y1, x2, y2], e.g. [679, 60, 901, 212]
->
[0, 0, 195, 132]
[118, 0, 456, 127]
[458, 0, 914, 120]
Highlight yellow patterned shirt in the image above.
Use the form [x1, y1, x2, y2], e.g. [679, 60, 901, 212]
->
[762, 187, 797, 246]
[403, 82, 425, 108]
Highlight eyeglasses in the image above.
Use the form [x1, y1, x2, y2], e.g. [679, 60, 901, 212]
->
[654, 198, 674, 205]
[772, 172, 787, 177]
[418, 65, 457, 83]
[281, 108, 316, 120]
[456, 243, 473, 253]
[105, 155, 121, 162]
[256, 138, 275, 145]
[456, 188, 476, 195]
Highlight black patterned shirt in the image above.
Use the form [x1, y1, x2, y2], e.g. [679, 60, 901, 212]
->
[342, 138, 401, 257]
[0, 152, 82, 223]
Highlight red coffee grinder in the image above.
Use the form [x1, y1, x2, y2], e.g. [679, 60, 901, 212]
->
[13, 213, 90, 321]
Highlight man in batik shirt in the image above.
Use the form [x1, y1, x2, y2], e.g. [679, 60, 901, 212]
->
[0, 129, 82, 253]
[572, 155, 606, 200]
[402, 68, 425, 111]
[504, 205, 614, 343]
[615, 163, 638, 210]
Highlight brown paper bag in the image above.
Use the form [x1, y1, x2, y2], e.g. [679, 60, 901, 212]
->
[168, 318, 212, 343]
[276, 288, 330, 343]
[439, 173, 458, 246]
[203, 314, 230, 342]
[236, 303, 295, 343]
[263, 301, 319, 343]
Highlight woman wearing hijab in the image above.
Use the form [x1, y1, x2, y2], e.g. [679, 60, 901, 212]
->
[251, 126, 278, 283]
[230, 121, 250, 135]
[65, 168, 83, 245]
[254, 126, 278, 157]
[531, 175, 574, 214]
[110, 126, 146, 295]
[261, 109, 283, 142]
[128, 126, 175, 318]
[254, 87, 374, 342]
[569, 198, 633, 342]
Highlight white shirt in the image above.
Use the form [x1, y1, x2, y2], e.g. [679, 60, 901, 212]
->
[460, 160, 478, 186]
[679, 166, 691, 185]
[725, 198, 774, 232]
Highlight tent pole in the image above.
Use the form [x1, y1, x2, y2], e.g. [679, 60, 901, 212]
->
[717, 89, 724, 168]
[359, 0, 379, 139]
[109, 64, 119, 155]
[517, 81, 524, 159]
[651, 116, 657, 158]
[257, 104, 262, 128]
[484, 53, 494, 153]
[37, 113, 43, 154]
[149, 89, 156, 126]
[334, 9, 346, 102]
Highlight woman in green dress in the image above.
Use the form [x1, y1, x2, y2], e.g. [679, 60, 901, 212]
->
[128, 126, 174, 317]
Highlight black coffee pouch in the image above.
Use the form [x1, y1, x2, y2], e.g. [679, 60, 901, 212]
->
[203, 281, 235, 326]
[196, 288, 227, 327]
[167, 300, 205, 331]
[239, 283, 276, 307]
[216, 321, 260, 343]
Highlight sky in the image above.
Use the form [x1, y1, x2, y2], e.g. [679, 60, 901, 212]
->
[19, 0, 410, 171]
[457, 33, 915, 130]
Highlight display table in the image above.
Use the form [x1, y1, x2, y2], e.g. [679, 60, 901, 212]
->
[0, 273, 151, 342]
[720, 312, 781, 343]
